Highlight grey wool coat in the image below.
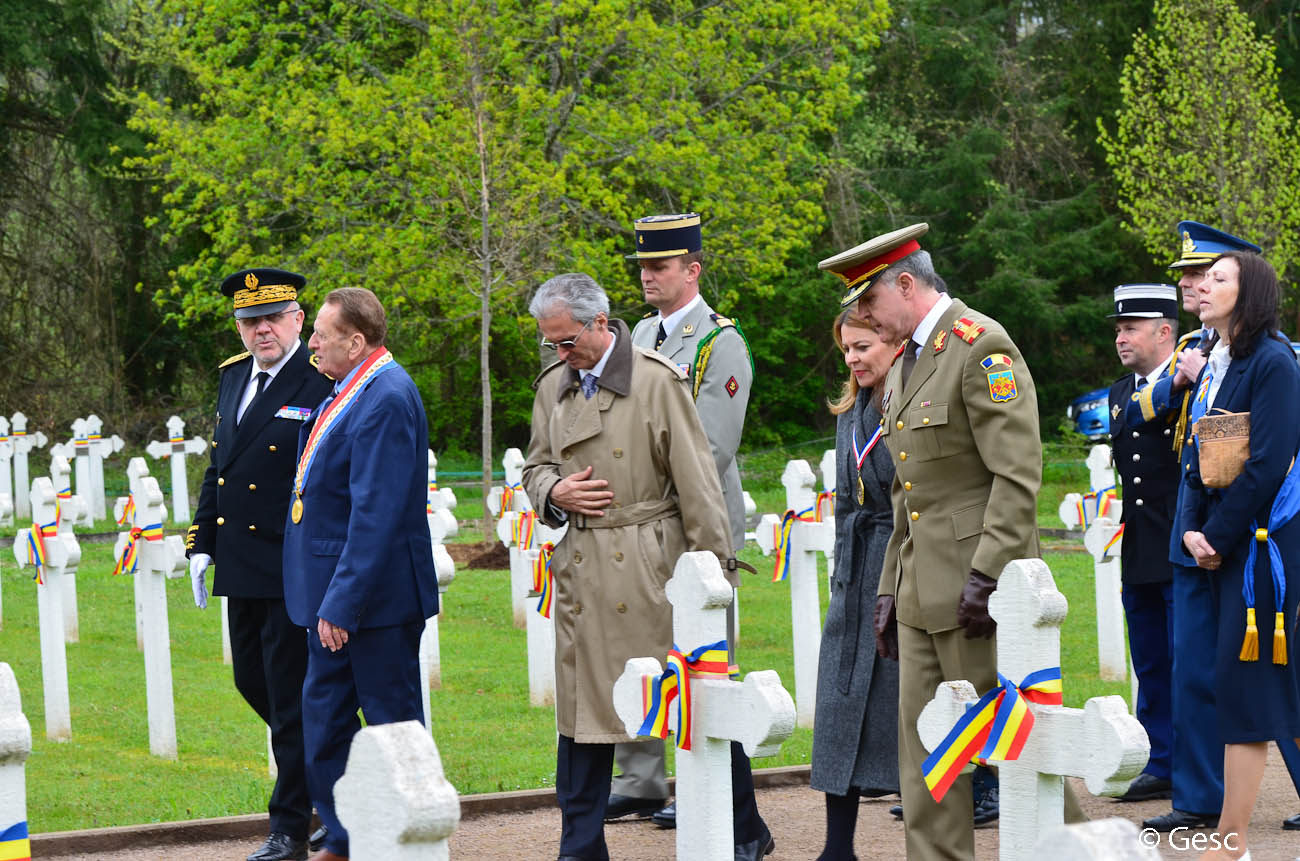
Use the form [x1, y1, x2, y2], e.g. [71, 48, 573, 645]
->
[809, 391, 901, 796]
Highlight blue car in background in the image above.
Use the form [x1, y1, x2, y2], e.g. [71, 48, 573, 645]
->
[1066, 341, 1300, 440]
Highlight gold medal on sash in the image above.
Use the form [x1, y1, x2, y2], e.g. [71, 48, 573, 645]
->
[291, 495, 303, 524]
[857, 475, 866, 505]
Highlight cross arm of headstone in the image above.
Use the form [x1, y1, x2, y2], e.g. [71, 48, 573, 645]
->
[1083, 517, 1123, 563]
[0, 663, 32, 766]
[333, 720, 460, 857]
[428, 509, 458, 545]
[496, 511, 518, 548]
[144, 440, 172, 460]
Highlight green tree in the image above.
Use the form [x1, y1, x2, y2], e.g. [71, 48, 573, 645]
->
[1099, 0, 1300, 284]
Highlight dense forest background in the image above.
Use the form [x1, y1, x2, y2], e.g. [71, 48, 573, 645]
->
[4, 0, 1300, 470]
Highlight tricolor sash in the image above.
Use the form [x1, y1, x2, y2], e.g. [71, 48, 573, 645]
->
[533, 542, 555, 618]
[293, 347, 397, 507]
[0, 821, 30, 861]
[771, 506, 814, 582]
[921, 667, 1063, 802]
[637, 640, 731, 750]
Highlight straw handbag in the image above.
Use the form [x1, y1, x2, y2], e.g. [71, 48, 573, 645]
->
[1194, 409, 1250, 488]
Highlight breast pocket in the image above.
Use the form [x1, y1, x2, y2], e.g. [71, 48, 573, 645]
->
[907, 403, 949, 460]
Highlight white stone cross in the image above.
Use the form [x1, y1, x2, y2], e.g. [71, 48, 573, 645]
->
[1032, 818, 1160, 860]
[48, 455, 86, 644]
[521, 545, 556, 707]
[334, 720, 460, 861]
[84, 415, 125, 522]
[0, 416, 12, 527]
[0, 662, 33, 861]
[10, 477, 73, 740]
[112, 462, 186, 759]
[753, 459, 832, 728]
[145, 416, 207, 525]
[426, 450, 457, 513]
[497, 511, 566, 629]
[1081, 516, 1127, 683]
[818, 447, 838, 580]
[64, 417, 95, 519]
[114, 457, 164, 651]
[10, 412, 48, 521]
[485, 448, 530, 517]
[917, 558, 1150, 861]
[419, 508, 457, 729]
[613, 552, 796, 861]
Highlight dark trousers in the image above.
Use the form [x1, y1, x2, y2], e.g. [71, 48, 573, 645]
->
[303, 620, 424, 856]
[1171, 565, 1222, 812]
[227, 596, 311, 839]
[556, 735, 766, 860]
[1122, 580, 1174, 780]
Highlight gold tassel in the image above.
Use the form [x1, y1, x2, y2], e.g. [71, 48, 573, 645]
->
[1274, 611, 1288, 665]
[1239, 607, 1259, 661]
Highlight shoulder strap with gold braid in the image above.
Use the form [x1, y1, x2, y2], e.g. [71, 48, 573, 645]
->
[690, 317, 753, 401]
[1166, 337, 1192, 458]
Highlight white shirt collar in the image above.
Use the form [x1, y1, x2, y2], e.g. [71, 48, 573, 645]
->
[911, 293, 954, 355]
[655, 294, 703, 340]
[1137, 348, 1176, 388]
[252, 339, 299, 382]
[1205, 340, 1232, 408]
[580, 332, 617, 381]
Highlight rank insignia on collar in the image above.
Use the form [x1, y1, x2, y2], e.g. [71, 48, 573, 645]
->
[1111, 403, 1122, 420]
[882, 388, 893, 412]
[953, 318, 985, 344]
[682, 323, 694, 335]
[725, 375, 740, 398]
[892, 340, 908, 363]
[933, 330, 948, 353]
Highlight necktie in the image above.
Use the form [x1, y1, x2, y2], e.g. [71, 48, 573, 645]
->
[581, 374, 599, 399]
[901, 347, 918, 387]
[238, 372, 271, 426]
[1137, 377, 1149, 391]
[655, 322, 668, 350]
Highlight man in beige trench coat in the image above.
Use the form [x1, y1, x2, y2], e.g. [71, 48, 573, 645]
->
[522, 272, 774, 861]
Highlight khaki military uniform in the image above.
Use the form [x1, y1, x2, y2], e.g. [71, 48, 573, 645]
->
[522, 319, 732, 742]
[878, 298, 1042, 860]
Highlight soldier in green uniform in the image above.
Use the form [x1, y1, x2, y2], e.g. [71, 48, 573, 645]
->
[606, 213, 755, 828]
[819, 225, 1046, 860]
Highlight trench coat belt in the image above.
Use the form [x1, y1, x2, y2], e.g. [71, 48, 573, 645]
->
[571, 497, 679, 529]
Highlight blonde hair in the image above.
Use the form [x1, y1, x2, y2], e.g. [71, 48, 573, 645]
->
[829, 308, 878, 415]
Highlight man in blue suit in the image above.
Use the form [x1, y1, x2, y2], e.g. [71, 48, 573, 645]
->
[282, 287, 439, 861]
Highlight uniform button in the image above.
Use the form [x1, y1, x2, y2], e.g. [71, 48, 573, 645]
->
[896, 421, 904, 430]
[1132, 431, 1139, 439]
[216, 516, 225, 526]
[574, 551, 583, 563]
[614, 552, 624, 562]
[903, 481, 912, 491]
[910, 511, 919, 521]
[613, 448, 623, 458]
[212, 440, 218, 448]
[248, 483, 257, 491]
[1164, 428, 1172, 436]
[1131, 453, 1140, 462]
[1135, 499, 1144, 506]
[574, 602, 583, 615]
[268, 445, 277, 452]
[217, 477, 225, 486]
[616, 602, 627, 614]
[248, 524, 257, 531]
[1133, 476, 1142, 485]
[899, 452, 907, 461]
[562, 449, 572, 460]
[922, 417, 930, 425]
[1186, 463, 1191, 471]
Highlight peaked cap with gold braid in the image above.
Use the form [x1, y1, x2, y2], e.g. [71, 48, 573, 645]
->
[818, 223, 929, 307]
[220, 267, 305, 319]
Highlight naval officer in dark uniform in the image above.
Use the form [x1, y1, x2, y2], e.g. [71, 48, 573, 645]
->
[1107, 283, 1180, 803]
[188, 268, 333, 861]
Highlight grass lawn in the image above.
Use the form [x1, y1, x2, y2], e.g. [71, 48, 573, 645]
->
[0, 441, 1124, 834]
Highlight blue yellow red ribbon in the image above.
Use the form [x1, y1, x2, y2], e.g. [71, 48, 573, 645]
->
[0, 820, 31, 861]
[116, 494, 135, 526]
[921, 667, 1063, 802]
[533, 542, 554, 618]
[772, 506, 814, 582]
[512, 510, 536, 550]
[25, 525, 48, 586]
[815, 490, 835, 521]
[112, 522, 162, 577]
[501, 482, 522, 513]
[1242, 451, 1300, 664]
[637, 640, 731, 750]
[1102, 523, 1124, 557]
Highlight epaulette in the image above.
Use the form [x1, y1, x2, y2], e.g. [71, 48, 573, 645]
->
[710, 313, 736, 329]
[218, 351, 251, 369]
[309, 352, 336, 380]
[642, 348, 689, 379]
[1177, 330, 1201, 347]
[952, 318, 985, 344]
[642, 310, 655, 319]
[532, 358, 566, 390]
[891, 340, 909, 364]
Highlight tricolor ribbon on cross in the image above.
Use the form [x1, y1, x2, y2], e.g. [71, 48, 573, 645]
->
[512, 510, 536, 550]
[116, 494, 135, 526]
[1102, 523, 1124, 557]
[426, 481, 437, 514]
[771, 506, 815, 582]
[0, 820, 31, 861]
[501, 482, 522, 513]
[112, 522, 163, 577]
[921, 666, 1063, 802]
[637, 640, 731, 750]
[815, 490, 835, 522]
[1075, 485, 1116, 528]
[533, 542, 555, 618]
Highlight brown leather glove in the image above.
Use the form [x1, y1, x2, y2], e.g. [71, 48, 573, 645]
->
[874, 595, 899, 661]
[956, 569, 998, 639]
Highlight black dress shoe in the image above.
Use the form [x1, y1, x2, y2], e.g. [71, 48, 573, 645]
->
[604, 793, 666, 821]
[247, 832, 308, 861]
[1116, 772, 1173, 802]
[889, 804, 903, 820]
[1142, 809, 1219, 831]
[308, 826, 327, 853]
[974, 786, 999, 826]
[651, 800, 677, 829]
[734, 829, 775, 861]
[1283, 811, 1300, 830]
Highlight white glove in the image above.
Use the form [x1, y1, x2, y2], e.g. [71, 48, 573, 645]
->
[189, 553, 211, 610]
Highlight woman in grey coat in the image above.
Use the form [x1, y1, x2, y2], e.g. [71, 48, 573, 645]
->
[811, 308, 901, 860]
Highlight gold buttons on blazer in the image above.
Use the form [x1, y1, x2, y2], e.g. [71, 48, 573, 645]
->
[212, 440, 218, 448]
[910, 511, 919, 521]
[896, 420, 904, 430]
[904, 481, 912, 491]
[216, 517, 225, 526]
[922, 417, 930, 425]
[248, 483, 257, 491]
[899, 451, 907, 461]
[217, 477, 225, 486]
[616, 603, 628, 613]
[248, 524, 257, 531]
[613, 448, 623, 458]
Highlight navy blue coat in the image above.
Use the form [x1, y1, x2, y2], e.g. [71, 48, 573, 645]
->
[1109, 372, 1179, 585]
[1179, 335, 1300, 742]
[282, 356, 439, 631]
